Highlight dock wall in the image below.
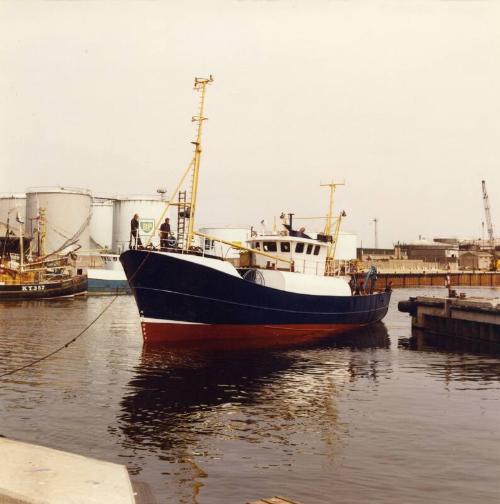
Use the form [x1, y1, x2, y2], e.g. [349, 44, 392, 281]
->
[399, 296, 500, 343]
[358, 272, 500, 289]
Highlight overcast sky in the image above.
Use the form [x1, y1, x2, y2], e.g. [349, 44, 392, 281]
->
[1, 0, 499, 247]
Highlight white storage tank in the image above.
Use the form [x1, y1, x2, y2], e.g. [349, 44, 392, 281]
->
[112, 195, 170, 254]
[90, 198, 114, 250]
[0, 193, 26, 226]
[25, 187, 92, 255]
[198, 226, 251, 259]
[334, 231, 357, 260]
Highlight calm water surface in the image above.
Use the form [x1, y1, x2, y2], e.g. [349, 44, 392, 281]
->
[1, 288, 499, 503]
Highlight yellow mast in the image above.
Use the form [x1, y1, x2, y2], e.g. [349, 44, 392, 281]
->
[144, 76, 213, 249]
[185, 75, 214, 250]
[320, 180, 344, 237]
[321, 181, 346, 275]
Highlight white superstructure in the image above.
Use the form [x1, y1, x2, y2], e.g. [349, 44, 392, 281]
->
[246, 230, 357, 276]
[0, 193, 26, 226]
[334, 231, 357, 260]
[247, 235, 330, 275]
[257, 269, 352, 296]
[112, 196, 170, 254]
[198, 226, 251, 259]
[25, 187, 92, 255]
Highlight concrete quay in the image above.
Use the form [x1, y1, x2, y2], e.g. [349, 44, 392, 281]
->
[0, 438, 137, 504]
[398, 295, 500, 343]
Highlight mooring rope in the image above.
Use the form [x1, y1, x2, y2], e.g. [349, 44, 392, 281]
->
[0, 295, 118, 379]
[0, 236, 160, 380]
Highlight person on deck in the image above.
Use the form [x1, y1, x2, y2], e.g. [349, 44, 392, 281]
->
[355, 280, 364, 296]
[129, 213, 142, 249]
[159, 218, 171, 249]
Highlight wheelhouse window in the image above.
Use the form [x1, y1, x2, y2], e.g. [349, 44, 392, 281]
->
[263, 241, 277, 252]
[253, 241, 261, 250]
[295, 242, 305, 253]
[313, 245, 321, 255]
[306, 244, 313, 254]
[280, 242, 290, 253]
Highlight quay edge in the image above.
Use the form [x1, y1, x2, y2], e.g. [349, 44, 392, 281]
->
[398, 295, 500, 343]
[0, 437, 138, 504]
[357, 271, 500, 289]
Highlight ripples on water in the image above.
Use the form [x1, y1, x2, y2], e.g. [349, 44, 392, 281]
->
[0, 288, 499, 504]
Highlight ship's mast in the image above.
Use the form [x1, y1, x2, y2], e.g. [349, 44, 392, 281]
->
[185, 75, 214, 250]
[320, 181, 344, 237]
[19, 219, 24, 273]
[144, 76, 214, 250]
[321, 181, 346, 276]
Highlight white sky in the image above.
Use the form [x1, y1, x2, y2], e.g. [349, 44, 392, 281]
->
[1, 0, 499, 247]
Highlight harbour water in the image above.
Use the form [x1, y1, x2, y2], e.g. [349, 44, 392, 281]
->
[1, 287, 499, 504]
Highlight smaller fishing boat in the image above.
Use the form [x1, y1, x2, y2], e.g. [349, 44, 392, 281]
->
[0, 217, 87, 300]
[86, 254, 130, 295]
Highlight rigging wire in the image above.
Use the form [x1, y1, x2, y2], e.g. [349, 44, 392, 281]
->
[0, 295, 118, 380]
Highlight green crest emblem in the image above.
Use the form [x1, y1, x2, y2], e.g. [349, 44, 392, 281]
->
[140, 219, 154, 234]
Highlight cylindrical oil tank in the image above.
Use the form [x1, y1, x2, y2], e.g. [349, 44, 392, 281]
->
[112, 196, 170, 254]
[0, 193, 26, 226]
[334, 231, 357, 260]
[199, 226, 251, 259]
[25, 187, 92, 255]
[90, 198, 114, 250]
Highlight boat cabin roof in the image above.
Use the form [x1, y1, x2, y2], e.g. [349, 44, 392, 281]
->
[248, 235, 324, 244]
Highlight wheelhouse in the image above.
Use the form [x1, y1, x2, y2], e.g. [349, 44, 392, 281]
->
[247, 235, 329, 276]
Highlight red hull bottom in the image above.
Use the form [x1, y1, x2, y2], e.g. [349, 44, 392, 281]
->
[141, 321, 367, 347]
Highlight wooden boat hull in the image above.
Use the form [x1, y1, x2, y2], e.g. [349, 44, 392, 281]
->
[0, 275, 88, 300]
[121, 250, 391, 344]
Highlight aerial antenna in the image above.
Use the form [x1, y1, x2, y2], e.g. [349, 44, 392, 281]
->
[373, 218, 378, 249]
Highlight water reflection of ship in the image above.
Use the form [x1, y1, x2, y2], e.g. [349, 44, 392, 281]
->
[115, 323, 389, 501]
[400, 328, 500, 383]
[118, 322, 390, 448]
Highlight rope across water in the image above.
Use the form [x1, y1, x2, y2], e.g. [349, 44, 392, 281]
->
[0, 295, 118, 379]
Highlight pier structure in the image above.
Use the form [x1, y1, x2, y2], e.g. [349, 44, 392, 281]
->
[357, 271, 500, 289]
[0, 438, 139, 504]
[398, 295, 500, 343]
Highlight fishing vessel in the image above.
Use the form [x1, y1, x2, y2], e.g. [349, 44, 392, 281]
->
[120, 77, 391, 344]
[0, 215, 87, 300]
[87, 254, 130, 295]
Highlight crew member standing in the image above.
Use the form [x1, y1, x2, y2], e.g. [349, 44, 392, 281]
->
[159, 217, 171, 249]
[130, 213, 142, 249]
